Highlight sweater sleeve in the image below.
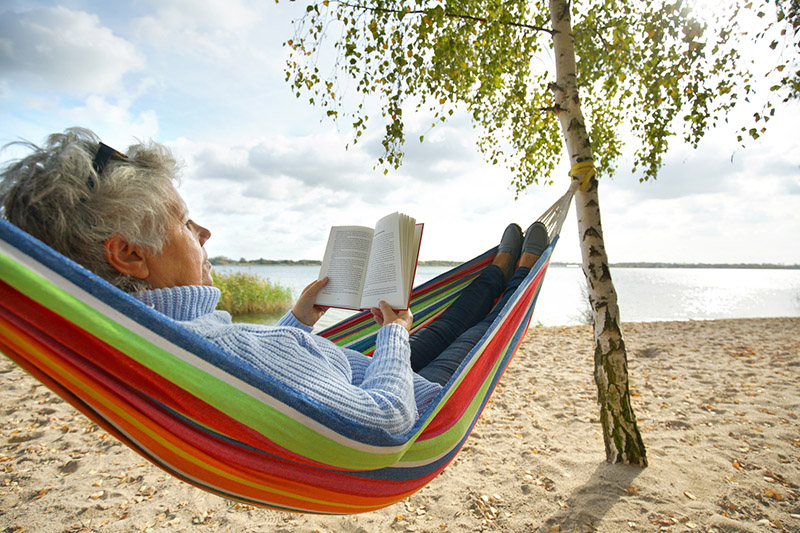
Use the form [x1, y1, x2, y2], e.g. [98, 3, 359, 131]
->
[351, 324, 417, 432]
[276, 311, 312, 332]
[187, 315, 418, 436]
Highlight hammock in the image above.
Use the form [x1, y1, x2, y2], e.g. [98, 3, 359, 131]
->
[0, 183, 577, 514]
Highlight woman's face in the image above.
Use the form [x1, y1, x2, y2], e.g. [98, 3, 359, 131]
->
[144, 193, 213, 289]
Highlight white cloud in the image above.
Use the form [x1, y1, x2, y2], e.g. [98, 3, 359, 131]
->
[128, 0, 296, 77]
[160, 128, 544, 262]
[0, 6, 145, 96]
[144, 0, 258, 32]
[59, 96, 160, 143]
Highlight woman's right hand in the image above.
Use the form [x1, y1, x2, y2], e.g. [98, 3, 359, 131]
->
[292, 277, 330, 327]
[370, 301, 413, 332]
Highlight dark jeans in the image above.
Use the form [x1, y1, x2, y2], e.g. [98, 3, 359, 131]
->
[411, 264, 531, 385]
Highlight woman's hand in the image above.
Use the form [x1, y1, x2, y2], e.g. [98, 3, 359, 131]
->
[292, 277, 330, 327]
[370, 301, 413, 332]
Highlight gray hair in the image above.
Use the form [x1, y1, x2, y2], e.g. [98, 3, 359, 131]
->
[0, 127, 181, 292]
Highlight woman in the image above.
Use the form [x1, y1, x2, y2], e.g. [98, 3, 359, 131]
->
[0, 128, 548, 436]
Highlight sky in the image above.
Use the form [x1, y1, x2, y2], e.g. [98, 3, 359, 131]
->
[1, 1, 798, 266]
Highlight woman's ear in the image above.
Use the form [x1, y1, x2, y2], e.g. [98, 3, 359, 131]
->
[104, 235, 149, 280]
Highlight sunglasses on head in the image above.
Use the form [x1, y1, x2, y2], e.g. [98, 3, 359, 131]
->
[89, 142, 128, 188]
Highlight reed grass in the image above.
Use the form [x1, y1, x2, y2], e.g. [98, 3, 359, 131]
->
[212, 271, 293, 316]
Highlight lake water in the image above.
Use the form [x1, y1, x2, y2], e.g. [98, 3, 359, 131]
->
[214, 264, 800, 329]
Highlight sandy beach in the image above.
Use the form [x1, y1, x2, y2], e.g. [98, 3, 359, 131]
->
[1, 317, 798, 532]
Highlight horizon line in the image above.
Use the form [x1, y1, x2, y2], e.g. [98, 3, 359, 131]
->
[209, 257, 800, 270]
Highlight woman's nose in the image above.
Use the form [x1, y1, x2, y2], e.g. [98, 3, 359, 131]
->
[192, 221, 211, 244]
[198, 225, 211, 244]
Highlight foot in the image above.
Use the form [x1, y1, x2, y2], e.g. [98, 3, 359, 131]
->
[519, 222, 549, 268]
[494, 223, 523, 282]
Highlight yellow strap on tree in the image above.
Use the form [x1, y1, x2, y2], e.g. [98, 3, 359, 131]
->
[569, 161, 597, 192]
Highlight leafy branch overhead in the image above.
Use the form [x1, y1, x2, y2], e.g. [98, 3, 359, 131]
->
[284, 0, 799, 192]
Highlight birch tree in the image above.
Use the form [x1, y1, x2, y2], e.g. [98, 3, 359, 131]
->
[283, 0, 799, 466]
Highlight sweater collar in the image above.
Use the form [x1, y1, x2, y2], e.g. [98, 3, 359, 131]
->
[132, 285, 221, 322]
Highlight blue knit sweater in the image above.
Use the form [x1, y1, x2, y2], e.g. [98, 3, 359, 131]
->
[132, 285, 442, 435]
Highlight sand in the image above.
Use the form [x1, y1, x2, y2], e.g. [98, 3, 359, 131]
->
[1, 317, 798, 532]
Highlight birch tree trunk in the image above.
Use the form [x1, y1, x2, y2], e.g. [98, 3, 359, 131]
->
[549, 0, 647, 466]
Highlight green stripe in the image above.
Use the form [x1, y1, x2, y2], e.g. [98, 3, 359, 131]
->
[0, 252, 411, 469]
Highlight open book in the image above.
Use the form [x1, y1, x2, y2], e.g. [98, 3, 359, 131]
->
[315, 212, 423, 310]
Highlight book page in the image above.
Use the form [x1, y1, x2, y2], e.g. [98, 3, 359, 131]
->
[360, 213, 405, 309]
[315, 226, 373, 309]
[403, 222, 423, 300]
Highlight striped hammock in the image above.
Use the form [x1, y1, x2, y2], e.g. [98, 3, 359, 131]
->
[0, 184, 576, 514]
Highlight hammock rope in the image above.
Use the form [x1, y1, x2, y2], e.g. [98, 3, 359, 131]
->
[0, 183, 577, 514]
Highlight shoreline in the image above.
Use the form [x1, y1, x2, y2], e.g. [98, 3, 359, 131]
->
[2, 317, 799, 532]
[212, 260, 800, 270]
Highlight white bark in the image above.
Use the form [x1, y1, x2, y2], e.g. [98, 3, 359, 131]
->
[549, 0, 647, 466]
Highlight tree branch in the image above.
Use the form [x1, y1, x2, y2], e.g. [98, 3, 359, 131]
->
[541, 105, 564, 114]
[334, 1, 554, 35]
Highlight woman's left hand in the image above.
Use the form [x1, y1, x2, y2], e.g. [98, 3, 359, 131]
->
[292, 277, 330, 327]
[369, 301, 413, 332]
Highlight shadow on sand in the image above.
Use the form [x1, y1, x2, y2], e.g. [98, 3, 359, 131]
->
[540, 462, 645, 531]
